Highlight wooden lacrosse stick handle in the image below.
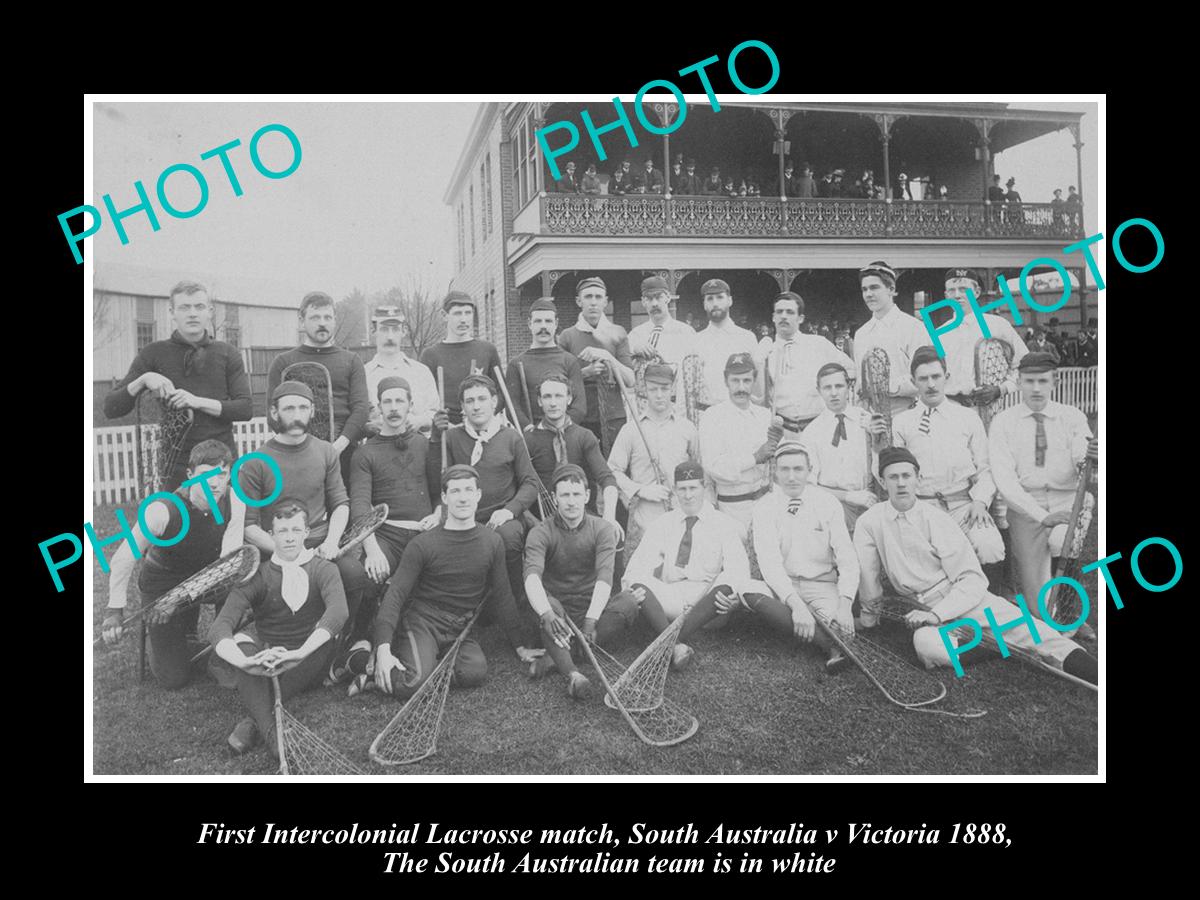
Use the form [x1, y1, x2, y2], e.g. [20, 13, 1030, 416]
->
[436, 366, 447, 473]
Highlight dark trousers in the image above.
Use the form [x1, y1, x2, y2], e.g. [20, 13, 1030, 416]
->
[137, 572, 228, 690]
[230, 638, 337, 757]
[542, 591, 639, 676]
[677, 590, 793, 642]
[388, 603, 488, 702]
[298, 535, 369, 644]
[488, 516, 538, 648]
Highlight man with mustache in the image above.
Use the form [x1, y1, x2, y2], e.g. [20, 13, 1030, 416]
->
[420, 290, 506, 442]
[363, 305, 440, 435]
[853, 260, 928, 417]
[628, 276, 696, 414]
[691, 278, 761, 411]
[504, 297, 587, 430]
[104, 279, 252, 491]
[268, 291, 371, 490]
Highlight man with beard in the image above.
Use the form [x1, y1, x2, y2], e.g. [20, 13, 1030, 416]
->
[235, 381, 368, 661]
[692, 278, 761, 412]
[556, 276, 636, 452]
[853, 260, 927, 417]
[268, 291, 371, 489]
[505, 297, 587, 430]
[363, 305, 440, 435]
[104, 280, 252, 490]
[628, 276, 696, 415]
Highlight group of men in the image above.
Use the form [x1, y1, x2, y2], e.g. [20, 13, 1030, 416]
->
[99, 262, 1098, 760]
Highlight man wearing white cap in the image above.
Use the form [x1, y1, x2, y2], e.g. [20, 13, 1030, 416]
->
[364, 305, 441, 434]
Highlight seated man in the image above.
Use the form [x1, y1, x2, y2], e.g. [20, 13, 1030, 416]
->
[209, 500, 349, 756]
[371, 465, 530, 699]
[524, 464, 638, 699]
[101, 439, 246, 689]
[622, 461, 752, 669]
[854, 448, 1096, 683]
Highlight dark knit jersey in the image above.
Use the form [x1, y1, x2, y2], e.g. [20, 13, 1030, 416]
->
[138, 487, 232, 597]
[236, 436, 348, 539]
[103, 331, 251, 455]
[209, 556, 347, 651]
[267, 345, 371, 443]
[556, 326, 634, 425]
[419, 339, 505, 425]
[504, 346, 588, 429]
[444, 426, 539, 521]
[524, 513, 616, 604]
[526, 422, 616, 511]
[349, 430, 439, 522]
[372, 525, 519, 646]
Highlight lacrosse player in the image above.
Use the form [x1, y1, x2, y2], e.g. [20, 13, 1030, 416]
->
[691, 278, 761, 410]
[420, 291, 506, 430]
[101, 439, 246, 689]
[627, 276, 696, 414]
[524, 465, 638, 699]
[363, 305, 440, 435]
[989, 352, 1097, 624]
[103, 280, 252, 490]
[937, 268, 1027, 415]
[622, 461, 753, 669]
[504, 298, 587, 430]
[371, 464, 531, 699]
[854, 448, 1096, 683]
[209, 500, 348, 756]
[853, 260, 928, 416]
[267, 291, 371, 489]
[893, 347, 1005, 571]
[698, 352, 781, 530]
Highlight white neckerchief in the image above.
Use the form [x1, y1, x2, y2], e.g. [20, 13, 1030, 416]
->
[271, 548, 317, 613]
[463, 416, 505, 465]
[574, 312, 612, 335]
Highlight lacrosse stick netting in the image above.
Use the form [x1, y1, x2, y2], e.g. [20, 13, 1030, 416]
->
[271, 674, 366, 775]
[974, 337, 1014, 430]
[281, 361, 335, 442]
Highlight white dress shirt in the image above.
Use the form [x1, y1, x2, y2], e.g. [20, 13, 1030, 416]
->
[628, 317, 697, 368]
[607, 411, 697, 519]
[623, 501, 749, 590]
[364, 353, 441, 431]
[988, 400, 1091, 522]
[761, 332, 855, 420]
[804, 405, 872, 492]
[853, 304, 928, 399]
[939, 313, 1028, 398]
[698, 400, 771, 497]
[893, 400, 995, 505]
[751, 485, 860, 602]
[692, 321, 761, 405]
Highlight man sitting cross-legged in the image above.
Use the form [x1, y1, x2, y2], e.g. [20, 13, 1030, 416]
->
[621, 460, 752, 669]
[371, 465, 532, 700]
[209, 500, 348, 757]
[524, 464, 639, 700]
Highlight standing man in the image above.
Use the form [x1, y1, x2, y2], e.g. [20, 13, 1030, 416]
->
[555, 160, 580, 193]
[631, 156, 665, 194]
[580, 162, 601, 195]
[855, 448, 1096, 684]
[1028, 328, 1062, 364]
[761, 291, 855, 436]
[1064, 186, 1082, 232]
[622, 461, 751, 669]
[524, 464, 638, 699]
[989, 353, 1097, 626]
[104, 280, 252, 491]
[1075, 318, 1097, 367]
[371, 465, 530, 700]
[804, 363, 885, 531]
[677, 158, 702, 195]
[628, 275, 697, 412]
[267, 291, 371, 491]
[100, 439, 247, 689]
[937, 268, 1027, 417]
[854, 260, 927, 417]
[691, 278, 761, 410]
[363, 304, 440, 435]
[698, 352, 780, 530]
[608, 363, 699, 556]
[702, 166, 724, 195]
[556, 276, 636, 453]
[421, 290, 506, 445]
[893, 347, 1005, 572]
[505, 297, 587, 430]
[794, 163, 816, 199]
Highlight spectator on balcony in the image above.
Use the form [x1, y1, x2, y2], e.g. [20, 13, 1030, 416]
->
[1005, 177, 1024, 224]
[668, 154, 684, 192]
[937, 184, 948, 201]
[778, 161, 799, 197]
[723, 174, 739, 198]
[580, 162, 601, 195]
[746, 178, 761, 197]
[702, 166, 724, 195]
[894, 172, 912, 201]
[817, 170, 834, 197]
[632, 157, 665, 194]
[1028, 328, 1061, 364]
[794, 163, 816, 199]
[831, 169, 846, 197]
[609, 164, 630, 196]
[676, 158, 703, 195]
[856, 170, 875, 199]
[987, 174, 1006, 203]
[1065, 186, 1082, 231]
[1075, 318, 1097, 367]
[1051, 188, 1065, 231]
[555, 160, 579, 193]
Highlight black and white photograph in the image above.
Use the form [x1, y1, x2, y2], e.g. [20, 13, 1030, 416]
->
[84, 95, 1104, 778]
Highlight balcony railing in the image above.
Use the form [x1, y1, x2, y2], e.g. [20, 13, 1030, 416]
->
[537, 195, 1083, 240]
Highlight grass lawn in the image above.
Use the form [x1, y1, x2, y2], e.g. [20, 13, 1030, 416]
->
[90, 503, 1099, 776]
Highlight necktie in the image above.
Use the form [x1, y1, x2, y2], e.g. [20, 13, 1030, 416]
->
[781, 340, 794, 375]
[832, 413, 846, 447]
[551, 423, 568, 465]
[649, 326, 662, 349]
[675, 516, 698, 568]
[1033, 412, 1047, 467]
[918, 406, 931, 436]
[787, 498, 802, 516]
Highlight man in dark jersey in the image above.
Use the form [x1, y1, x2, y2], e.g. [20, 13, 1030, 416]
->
[101, 439, 246, 688]
[371, 465, 529, 699]
[267, 291, 371, 491]
[235, 381, 367, 648]
[103, 280, 252, 491]
[504, 297, 587, 430]
[209, 500, 348, 757]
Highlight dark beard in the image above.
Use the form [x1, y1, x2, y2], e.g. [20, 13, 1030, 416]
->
[707, 307, 728, 322]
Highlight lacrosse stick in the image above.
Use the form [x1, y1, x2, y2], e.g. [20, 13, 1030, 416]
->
[369, 605, 485, 765]
[436, 366, 448, 473]
[334, 503, 389, 560]
[614, 378, 674, 513]
[517, 361, 536, 432]
[136, 390, 195, 497]
[974, 337, 1014, 430]
[567, 618, 699, 747]
[281, 361, 335, 442]
[492, 365, 557, 521]
[680, 353, 704, 430]
[860, 348, 893, 499]
[1044, 457, 1096, 629]
[602, 600, 694, 713]
[252, 663, 365, 776]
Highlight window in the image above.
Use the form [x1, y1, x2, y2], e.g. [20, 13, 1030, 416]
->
[136, 296, 155, 350]
[136, 322, 155, 351]
[469, 183, 476, 257]
[485, 153, 494, 236]
[479, 161, 487, 241]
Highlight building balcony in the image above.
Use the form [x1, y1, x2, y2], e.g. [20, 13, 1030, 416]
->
[522, 194, 1082, 241]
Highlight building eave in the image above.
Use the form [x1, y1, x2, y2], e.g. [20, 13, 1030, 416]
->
[443, 103, 499, 205]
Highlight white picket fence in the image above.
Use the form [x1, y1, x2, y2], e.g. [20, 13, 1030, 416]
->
[93, 418, 273, 506]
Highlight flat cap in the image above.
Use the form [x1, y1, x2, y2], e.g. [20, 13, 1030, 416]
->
[674, 460, 705, 483]
[575, 276, 606, 294]
[529, 297, 558, 314]
[372, 305, 403, 323]
[641, 276, 670, 295]
[271, 380, 314, 403]
[944, 268, 982, 286]
[701, 278, 730, 296]
[1018, 351, 1059, 373]
[859, 260, 897, 285]
[377, 375, 411, 400]
[642, 363, 675, 384]
[442, 290, 475, 311]
[724, 352, 755, 375]
[551, 463, 587, 487]
[774, 440, 812, 461]
[878, 446, 920, 477]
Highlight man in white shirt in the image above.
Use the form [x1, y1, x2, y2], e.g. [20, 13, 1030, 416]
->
[854, 260, 927, 417]
[363, 305, 440, 435]
[893, 346, 1005, 573]
[989, 352, 1097, 629]
[804, 362, 887, 531]
[622, 461, 752, 669]
[854, 447, 1096, 684]
[691, 278, 761, 410]
[698, 352, 782, 530]
[761, 291, 854, 436]
[628, 275, 696, 415]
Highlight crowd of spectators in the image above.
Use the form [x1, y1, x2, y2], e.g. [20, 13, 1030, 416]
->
[1023, 316, 1097, 367]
